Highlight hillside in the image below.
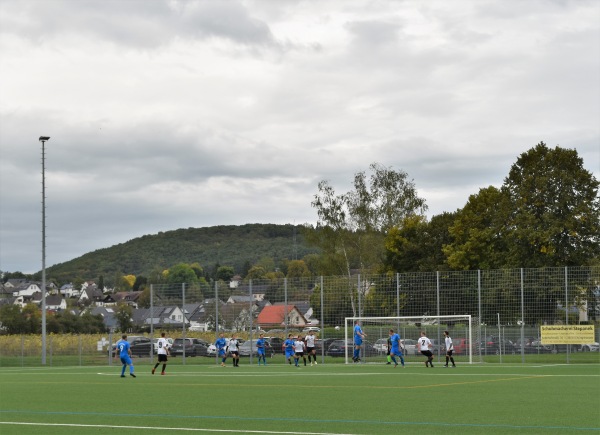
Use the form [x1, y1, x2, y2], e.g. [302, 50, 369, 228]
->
[46, 223, 318, 283]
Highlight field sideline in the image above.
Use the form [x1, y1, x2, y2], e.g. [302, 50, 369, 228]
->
[1, 362, 598, 434]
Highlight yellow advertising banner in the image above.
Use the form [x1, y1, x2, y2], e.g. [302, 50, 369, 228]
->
[540, 325, 595, 344]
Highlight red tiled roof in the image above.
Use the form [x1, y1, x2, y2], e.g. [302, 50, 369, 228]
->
[257, 305, 297, 325]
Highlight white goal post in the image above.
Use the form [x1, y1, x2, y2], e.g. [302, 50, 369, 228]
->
[344, 315, 473, 365]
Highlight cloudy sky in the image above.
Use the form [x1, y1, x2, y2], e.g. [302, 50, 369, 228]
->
[1, 0, 598, 274]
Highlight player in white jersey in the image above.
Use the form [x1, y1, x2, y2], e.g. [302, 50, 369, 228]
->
[418, 331, 434, 368]
[228, 334, 240, 367]
[152, 332, 170, 375]
[443, 330, 456, 368]
[304, 330, 317, 366]
[293, 336, 306, 367]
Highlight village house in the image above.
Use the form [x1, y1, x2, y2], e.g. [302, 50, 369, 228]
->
[256, 304, 309, 330]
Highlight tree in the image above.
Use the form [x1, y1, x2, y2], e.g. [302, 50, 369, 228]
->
[309, 162, 427, 315]
[123, 275, 136, 289]
[245, 265, 267, 280]
[115, 303, 133, 332]
[166, 263, 199, 284]
[502, 142, 600, 267]
[442, 187, 511, 270]
[0, 304, 28, 333]
[286, 260, 311, 278]
[216, 266, 235, 282]
[132, 275, 147, 291]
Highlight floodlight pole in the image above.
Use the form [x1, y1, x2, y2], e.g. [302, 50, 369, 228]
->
[39, 136, 50, 365]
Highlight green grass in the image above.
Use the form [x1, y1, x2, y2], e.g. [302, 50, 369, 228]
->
[0, 358, 599, 435]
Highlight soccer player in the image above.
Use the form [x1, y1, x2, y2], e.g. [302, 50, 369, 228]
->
[228, 334, 240, 367]
[293, 335, 306, 367]
[215, 332, 228, 367]
[256, 333, 267, 366]
[305, 330, 317, 366]
[353, 320, 366, 362]
[418, 331, 434, 368]
[115, 334, 136, 378]
[388, 329, 405, 368]
[152, 332, 170, 375]
[283, 333, 295, 365]
[386, 335, 392, 364]
[443, 330, 456, 368]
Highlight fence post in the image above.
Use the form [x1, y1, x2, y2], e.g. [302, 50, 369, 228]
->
[477, 270, 482, 362]
[320, 275, 324, 364]
[150, 284, 154, 338]
[284, 278, 288, 333]
[249, 279, 253, 365]
[565, 266, 570, 364]
[520, 268, 525, 363]
[182, 283, 186, 363]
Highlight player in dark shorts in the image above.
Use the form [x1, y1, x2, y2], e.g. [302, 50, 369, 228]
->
[418, 331, 434, 368]
[304, 330, 317, 366]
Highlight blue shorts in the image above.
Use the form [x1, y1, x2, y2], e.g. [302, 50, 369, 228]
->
[391, 347, 402, 356]
[218, 350, 226, 357]
[354, 338, 363, 346]
[257, 350, 265, 356]
[120, 356, 132, 365]
[285, 351, 294, 359]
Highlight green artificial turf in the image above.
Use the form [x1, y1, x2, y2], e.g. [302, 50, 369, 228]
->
[0, 360, 598, 434]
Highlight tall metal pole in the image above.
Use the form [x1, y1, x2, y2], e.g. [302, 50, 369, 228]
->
[39, 136, 50, 365]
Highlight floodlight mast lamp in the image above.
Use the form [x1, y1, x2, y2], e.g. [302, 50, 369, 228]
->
[39, 136, 50, 365]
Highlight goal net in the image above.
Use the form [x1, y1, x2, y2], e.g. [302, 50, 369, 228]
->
[344, 315, 473, 365]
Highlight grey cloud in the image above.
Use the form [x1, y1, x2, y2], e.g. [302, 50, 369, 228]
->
[0, 0, 276, 49]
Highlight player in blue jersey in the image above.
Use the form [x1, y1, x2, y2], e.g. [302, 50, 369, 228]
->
[353, 320, 366, 362]
[115, 334, 136, 378]
[283, 333, 295, 365]
[256, 333, 267, 366]
[388, 329, 405, 368]
[215, 332, 228, 367]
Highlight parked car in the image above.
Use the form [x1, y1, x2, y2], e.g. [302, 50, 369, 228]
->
[265, 337, 284, 353]
[238, 339, 275, 357]
[302, 327, 321, 333]
[326, 339, 378, 358]
[170, 338, 209, 357]
[401, 339, 418, 355]
[580, 342, 599, 352]
[110, 336, 153, 357]
[449, 338, 470, 355]
[515, 338, 552, 354]
[374, 338, 388, 353]
[152, 337, 173, 354]
[478, 336, 517, 355]
[314, 338, 336, 354]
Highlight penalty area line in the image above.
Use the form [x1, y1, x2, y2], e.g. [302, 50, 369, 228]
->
[0, 421, 361, 435]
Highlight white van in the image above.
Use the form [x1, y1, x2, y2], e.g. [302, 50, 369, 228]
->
[302, 327, 321, 333]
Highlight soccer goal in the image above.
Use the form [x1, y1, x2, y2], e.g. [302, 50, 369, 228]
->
[344, 315, 473, 365]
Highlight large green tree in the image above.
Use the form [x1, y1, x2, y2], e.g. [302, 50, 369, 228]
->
[443, 186, 511, 270]
[309, 162, 427, 316]
[502, 142, 600, 267]
[384, 212, 456, 273]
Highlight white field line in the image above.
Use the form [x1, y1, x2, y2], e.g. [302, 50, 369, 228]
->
[0, 422, 361, 435]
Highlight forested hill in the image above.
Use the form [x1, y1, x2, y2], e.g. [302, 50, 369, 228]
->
[46, 224, 318, 284]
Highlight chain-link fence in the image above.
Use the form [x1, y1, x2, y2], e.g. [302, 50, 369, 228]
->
[1, 266, 598, 366]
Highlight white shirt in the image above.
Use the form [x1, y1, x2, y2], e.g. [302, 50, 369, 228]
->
[294, 340, 305, 353]
[445, 336, 453, 351]
[305, 334, 316, 347]
[156, 337, 170, 355]
[228, 339, 239, 352]
[418, 336, 432, 351]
